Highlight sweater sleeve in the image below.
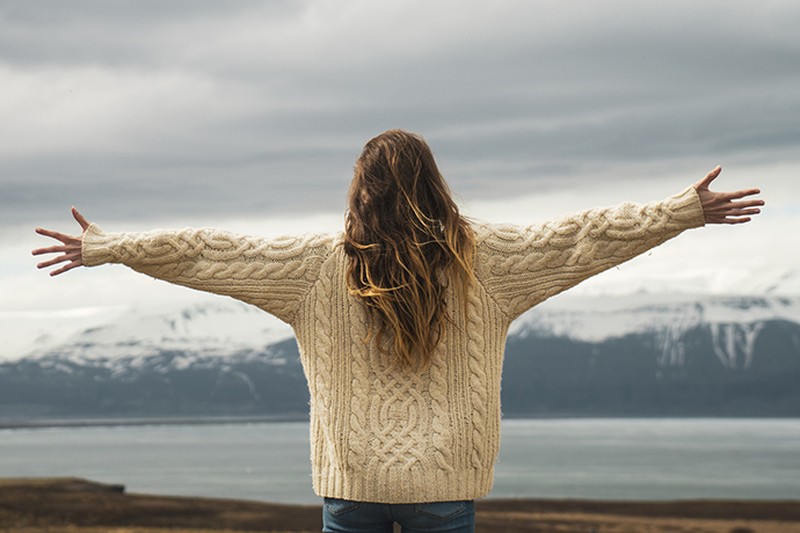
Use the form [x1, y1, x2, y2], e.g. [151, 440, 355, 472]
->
[81, 224, 336, 324]
[474, 186, 706, 321]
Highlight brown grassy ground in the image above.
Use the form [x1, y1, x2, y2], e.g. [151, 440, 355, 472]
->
[1, 478, 799, 533]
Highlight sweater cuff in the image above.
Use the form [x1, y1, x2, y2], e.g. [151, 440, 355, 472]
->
[81, 223, 120, 267]
[667, 186, 706, 229]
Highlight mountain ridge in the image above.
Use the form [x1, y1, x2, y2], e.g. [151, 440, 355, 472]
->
[1, 292, 798, 420]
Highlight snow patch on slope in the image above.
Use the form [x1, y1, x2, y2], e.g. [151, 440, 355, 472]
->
[512, 294, 800, 369]
[0, 299, 293, 362]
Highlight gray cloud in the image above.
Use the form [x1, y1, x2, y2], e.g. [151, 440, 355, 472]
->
[1, 0, 798, 227]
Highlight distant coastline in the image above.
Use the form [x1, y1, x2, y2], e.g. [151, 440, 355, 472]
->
[4, 412, 799, 431]
[0, 413, 309, 430]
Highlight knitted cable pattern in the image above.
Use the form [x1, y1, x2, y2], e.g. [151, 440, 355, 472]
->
[466, 282, 489, 471]
[82, 224, 334, 323]
[428, 330, 456, 473]
[308, 253, 338, 495]
[81, 186, 705, 503]
[475, 187, 705, 320]
[345, 292, 371, 493]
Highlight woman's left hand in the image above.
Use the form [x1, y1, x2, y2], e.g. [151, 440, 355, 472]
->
[32, 207, 92, 276]
[693, 166, 764, 224]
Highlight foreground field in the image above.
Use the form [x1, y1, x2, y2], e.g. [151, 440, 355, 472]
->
[1, 478, 799, 533]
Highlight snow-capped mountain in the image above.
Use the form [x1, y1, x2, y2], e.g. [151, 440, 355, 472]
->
[4, 264, 798, 364]
[1, 292, 799, 421]
[511, 293, 800, 369]
[1, 299, 293, 363]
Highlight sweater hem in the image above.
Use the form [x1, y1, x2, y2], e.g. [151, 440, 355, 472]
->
[313, 466, 495, 504]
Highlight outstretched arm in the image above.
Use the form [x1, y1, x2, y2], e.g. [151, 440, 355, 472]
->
[476, 166, 763, 320]
[32, 207, 89, 276]
[33, 208, 336, 324]
[693, 165, 763, 224]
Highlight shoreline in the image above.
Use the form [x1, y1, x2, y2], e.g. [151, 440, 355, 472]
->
[0, 414, 310, 430]
[2, 478, 800, 533]
[3, 413, 798, 431]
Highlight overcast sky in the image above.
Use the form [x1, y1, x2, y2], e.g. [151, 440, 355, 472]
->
[2, 0, 799, 318]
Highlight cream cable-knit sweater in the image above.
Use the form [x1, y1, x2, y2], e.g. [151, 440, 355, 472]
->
[81, 186, 705, 503]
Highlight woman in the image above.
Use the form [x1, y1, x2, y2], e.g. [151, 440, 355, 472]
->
[33, 129, 763, 533]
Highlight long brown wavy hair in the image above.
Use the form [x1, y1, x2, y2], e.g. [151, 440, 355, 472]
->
[344, 130, 475, 369]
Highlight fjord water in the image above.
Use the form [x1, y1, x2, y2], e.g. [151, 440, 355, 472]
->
[1, 418, 798, 504]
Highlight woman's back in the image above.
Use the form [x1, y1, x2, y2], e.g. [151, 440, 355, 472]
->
[293, 184, 705, 502]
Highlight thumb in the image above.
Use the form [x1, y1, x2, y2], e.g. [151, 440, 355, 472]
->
[71, 207, 91, 232]
[694, 165, 722, 191]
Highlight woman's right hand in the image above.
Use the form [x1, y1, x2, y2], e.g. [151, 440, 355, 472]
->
[692, 166, 764, 224]
[32, 207, 92, 276]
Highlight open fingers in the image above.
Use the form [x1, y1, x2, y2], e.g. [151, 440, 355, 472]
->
[31, 244, 71, 256]
[50, 260, 82, 277]
[729, 207, 762, 216]
[704, 197, 763, 223]
[704, 197, 763, 214]
[721, 188, 762, 201]
[703, 195, 764, 210]
[728, 198, 765, 210]
[716, 216, 752, 225]
[33, 208, 89, 276]
[34, 227, 79, 244]
[705, 215, 758, 224]
[36, 251, 80, 269]
[705, 206, 762, 217]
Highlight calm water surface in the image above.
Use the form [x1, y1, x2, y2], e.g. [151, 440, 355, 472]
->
[2, 418, 798, 504]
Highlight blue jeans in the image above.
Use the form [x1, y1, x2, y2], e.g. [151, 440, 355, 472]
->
[322, 497, 475, 533]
